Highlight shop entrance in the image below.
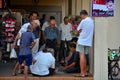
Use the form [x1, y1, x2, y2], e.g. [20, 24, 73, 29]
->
[0, 0, 94, 78]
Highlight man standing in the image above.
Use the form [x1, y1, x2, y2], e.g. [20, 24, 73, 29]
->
[40, 14, 47, 28]
[29, 12, 41, 56]
[12, 12, 40, 75]
[59, 16, 72, 62]
[44, 19, 59, 58]
[76, 10, 94, 77]
[42, 16, 57, 41]
[14, 12, 40, 55]
[19, 25, 36, 80]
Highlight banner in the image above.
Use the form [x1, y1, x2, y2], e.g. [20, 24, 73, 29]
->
[92, 0, 114, 17]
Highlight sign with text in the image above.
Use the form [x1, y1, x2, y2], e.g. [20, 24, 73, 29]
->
[92, 0, 114, 17]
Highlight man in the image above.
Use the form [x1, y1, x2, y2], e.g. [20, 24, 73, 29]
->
[30, 48, 55, 76]
[39, 14, 47, 47]
[40, 14, 47, 28]
[18, 25, 36, 80]
[29, 12, 41, 56]
[14, 12, 41, 56]
[59, 16, 72, 62]
[76, 10, 94, 77]
[44, 19, 59, 58]
[42, 16, 57, 41]
[12, 12, 40, 76]
[63, 43, 80, 73]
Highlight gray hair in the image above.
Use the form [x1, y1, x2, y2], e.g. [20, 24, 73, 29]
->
[27, 25, 34, 31]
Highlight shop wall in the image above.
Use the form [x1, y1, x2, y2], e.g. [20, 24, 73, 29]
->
[94, 0, 120, 80]
[11, 0, 62, 6]
[11, 0, 69, 22]
[107, 0, 120, 48]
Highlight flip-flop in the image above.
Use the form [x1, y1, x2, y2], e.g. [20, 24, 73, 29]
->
[18, 71, 23, 74]
[75, 74, 88, 77]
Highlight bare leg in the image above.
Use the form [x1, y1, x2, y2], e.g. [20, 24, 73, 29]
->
[12, 61, 19, 76]
[79, 53, 87, 75]
[18, 64, 22, 73]
[24, 65, 28, 80]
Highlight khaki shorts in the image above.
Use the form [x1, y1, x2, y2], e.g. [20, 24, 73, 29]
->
[76, 44, 90, 54]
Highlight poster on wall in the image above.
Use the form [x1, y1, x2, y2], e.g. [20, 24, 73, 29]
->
[92, 0, 114, 17]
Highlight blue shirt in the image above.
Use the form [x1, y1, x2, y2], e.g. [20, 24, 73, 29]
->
[19, 31, 35, 56]
[44, 26, 59, 40]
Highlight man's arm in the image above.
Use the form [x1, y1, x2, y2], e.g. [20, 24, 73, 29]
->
[75, 29, 82, 36]
[63, 62, 76, 70]
[13, 33, 20, 48]
[38, 27, 41, 38]
[38, 31, 41, 38]
[29, 39, 36, 49]
[32, 59, 37, 64]
[42, 30, 46, 41]
[65, 52, 73, 63]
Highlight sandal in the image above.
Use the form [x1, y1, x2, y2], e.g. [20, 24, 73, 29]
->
[75, 74, 88, 77]
[18, 71, 23, 74]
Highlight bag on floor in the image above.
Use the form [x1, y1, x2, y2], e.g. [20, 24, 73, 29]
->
[10, 48, 17, 59]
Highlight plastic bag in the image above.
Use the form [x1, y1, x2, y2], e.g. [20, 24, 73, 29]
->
[7, 43, 11, 52]
[10, 48, 17, 58]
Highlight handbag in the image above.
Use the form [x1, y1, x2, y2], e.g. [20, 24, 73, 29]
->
[10, 48, 17, 58]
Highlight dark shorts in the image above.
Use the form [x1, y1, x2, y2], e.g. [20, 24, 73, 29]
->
[18, 54, 32, 66]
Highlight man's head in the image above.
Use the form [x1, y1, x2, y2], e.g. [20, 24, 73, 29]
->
[49, 19, 56, 28]
[29, 11, 39, 20]
[48, 16, 55, 24]
[49, 16, 55, 20]
[80, 10, 88, 19]
[69, 42, 76, 52]
[64, 16, 69, 25]
[27, 25, 34, 32]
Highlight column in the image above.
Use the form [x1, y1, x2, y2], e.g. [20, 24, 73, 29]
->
[71, 0, 76, 15]
[94, 17, 108, 80]
[76, 0, 82, 15]
[61, 0, 68, 21]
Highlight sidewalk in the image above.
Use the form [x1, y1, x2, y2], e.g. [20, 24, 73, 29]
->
[0, 61, 93, 80]
[0, 61, 15, 75]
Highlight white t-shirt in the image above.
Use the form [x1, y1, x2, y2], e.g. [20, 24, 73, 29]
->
[59, 23, 72, 41]
[77, 17, 94, 46]
[42, 21, 49, 31]
[30, 51, 55, 76]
